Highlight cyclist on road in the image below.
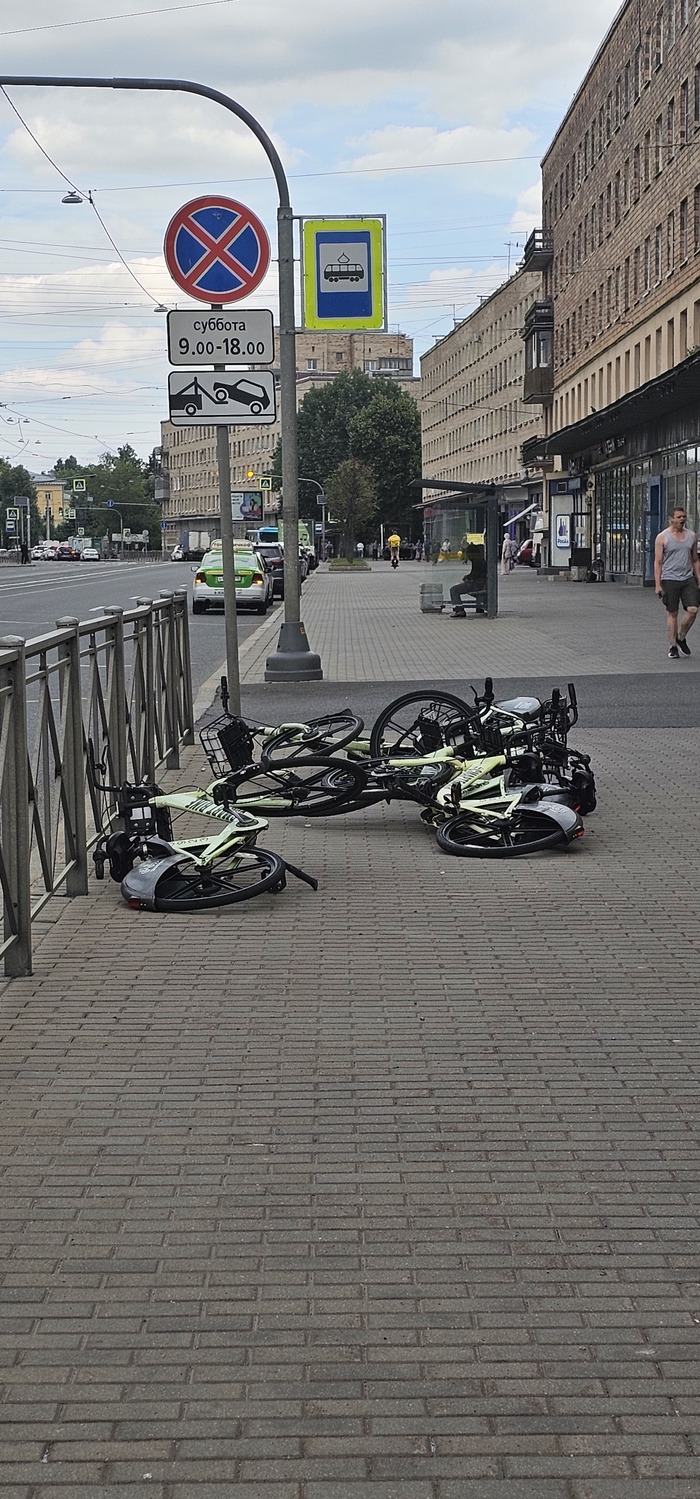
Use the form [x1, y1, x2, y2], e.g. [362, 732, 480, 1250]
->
[388, 532, 401, 568]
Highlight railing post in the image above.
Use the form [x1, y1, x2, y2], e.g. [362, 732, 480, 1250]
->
[56, 617, 89, 896]
[0, 636, 32, 977]
[105, 606, 128, 785]
[136, 598, 156, 780]
[174, 588, 195, 745]
[159, 592, 179, 770]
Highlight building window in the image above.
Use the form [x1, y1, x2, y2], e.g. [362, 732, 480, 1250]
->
[635, 43, 643, 97]
[668, 97, 676, 159]
[644, 131, 651, 187]
[634, 244, 641, 298]
[680, 0, 688, 27]
[644, 235, 652, 291]
[307, 359, 317, 370]
[680, 79, 689, 142]
[655, 222, 663, 281]
[615, 171, 621, 224]
[624, 60, 631, 114]
[667, 210, 675, 272]
[680, 196, 689, 259]
[633, 143, 641, 199]
[695, 184, 700, 252]
[695, 64, 700, 129]
[654, 9, 664, 68]
[655, 114, 663, 173]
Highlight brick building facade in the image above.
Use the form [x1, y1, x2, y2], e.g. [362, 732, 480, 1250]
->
[528, 0, 700, 580]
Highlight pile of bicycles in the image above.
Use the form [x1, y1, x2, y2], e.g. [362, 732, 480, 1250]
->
[89, 677, 596, 913]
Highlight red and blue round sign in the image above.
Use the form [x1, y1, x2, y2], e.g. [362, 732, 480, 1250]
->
[163, 195, 271, 305]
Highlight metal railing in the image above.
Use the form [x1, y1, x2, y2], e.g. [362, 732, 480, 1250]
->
[0, 589, 194, 978]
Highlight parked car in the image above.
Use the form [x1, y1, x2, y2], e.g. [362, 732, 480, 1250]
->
[80, 547, 100, 561]
[254, 542, 285, 598]
[515, 537, 535, 566]
[170, 545, 184, 561]
[192, 546, 274, 615]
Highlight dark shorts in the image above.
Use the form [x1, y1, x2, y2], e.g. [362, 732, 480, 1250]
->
[662, 579, 700, 613]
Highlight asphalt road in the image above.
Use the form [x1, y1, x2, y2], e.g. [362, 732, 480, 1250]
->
[0, 558, 282, 703]
[238, 672, 700, 731]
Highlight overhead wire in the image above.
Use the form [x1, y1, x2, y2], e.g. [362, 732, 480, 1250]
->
[0, 0, 239, 37]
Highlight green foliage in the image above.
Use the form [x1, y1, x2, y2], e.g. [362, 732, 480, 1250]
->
[0, 461, 41, 546]
[325, 458, 377, 561]
[53, 446, 161, 546]
[272, 370, 421, 538]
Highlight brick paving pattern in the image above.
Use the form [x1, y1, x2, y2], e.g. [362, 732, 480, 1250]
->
[240, 563, 699, 684]
[1, 577, 700, 1495]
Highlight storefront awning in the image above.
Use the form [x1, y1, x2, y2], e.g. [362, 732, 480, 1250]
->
[544, 348, 700, 457]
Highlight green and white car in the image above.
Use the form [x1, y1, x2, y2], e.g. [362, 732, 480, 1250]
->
[192, 543, 274, 615]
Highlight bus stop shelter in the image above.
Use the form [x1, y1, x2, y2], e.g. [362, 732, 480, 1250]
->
[413, 479, 500, 619]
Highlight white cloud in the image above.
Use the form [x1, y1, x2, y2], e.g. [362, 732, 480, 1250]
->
[509, 183, 542, 235]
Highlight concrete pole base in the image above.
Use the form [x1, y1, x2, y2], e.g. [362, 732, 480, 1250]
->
[264, 621, 323, 681]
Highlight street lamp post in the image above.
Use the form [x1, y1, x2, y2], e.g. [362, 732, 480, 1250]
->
[0, 73, 323, 683]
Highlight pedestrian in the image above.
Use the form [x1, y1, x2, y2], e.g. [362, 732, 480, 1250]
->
[20, 540, 30, 564]
[450, 544, 487, 617]
[388, 531, 401, 568]
[654, 505, 700, 658]
[356, 540, 365, 560]
[501, 533, 516, 574]
[371, 541, 378, 561]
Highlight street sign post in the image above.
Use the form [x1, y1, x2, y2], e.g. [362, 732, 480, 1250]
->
[301, 216, 386, 330]
[167, 308, 274, 365]
[72, 477, 86, 493]
[167, 370, 276, 426]
[164, 196, 271, 305]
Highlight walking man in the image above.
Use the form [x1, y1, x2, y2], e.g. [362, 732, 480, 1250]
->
[654, 506, 700, 658]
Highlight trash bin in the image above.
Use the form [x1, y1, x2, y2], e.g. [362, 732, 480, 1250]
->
[420, 583, 444, 613]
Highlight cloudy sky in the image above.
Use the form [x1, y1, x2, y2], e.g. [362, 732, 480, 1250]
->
[0, 0, 622, 470]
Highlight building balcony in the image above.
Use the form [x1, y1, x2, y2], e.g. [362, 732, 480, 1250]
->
[521, 228, 554, 271]
[522, 300, 554, 404]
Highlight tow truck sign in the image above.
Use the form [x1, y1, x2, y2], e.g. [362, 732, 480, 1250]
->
[167, 370, 277, 426]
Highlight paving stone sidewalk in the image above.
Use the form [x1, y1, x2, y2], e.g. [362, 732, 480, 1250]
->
[1, 710, 700, 1496]
[241, 563, 698, 684]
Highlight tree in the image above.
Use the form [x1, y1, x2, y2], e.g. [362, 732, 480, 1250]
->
[350, 381, 422, 538]
[325, 459, 377, 560]
[53, 446, 161, 547]
[271, 370, 422, 541]
[0, 461, 41, 547]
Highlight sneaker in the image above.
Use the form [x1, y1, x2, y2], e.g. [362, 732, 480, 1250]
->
[677, 635, 691, 656]
[668, 644, 680, 658]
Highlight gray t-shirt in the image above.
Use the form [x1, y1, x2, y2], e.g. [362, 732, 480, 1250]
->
[660, 526, 696, 581]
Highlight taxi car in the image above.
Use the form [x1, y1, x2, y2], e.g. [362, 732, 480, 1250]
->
[192, 542, 274, 614]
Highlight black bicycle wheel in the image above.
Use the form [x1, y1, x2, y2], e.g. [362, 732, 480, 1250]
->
[261, 712, 365, 764]
[435, 807, 571, 859]
[369, 690, 473, 758]
[226, 757, 367, 816]
[153, 847, 285, 910]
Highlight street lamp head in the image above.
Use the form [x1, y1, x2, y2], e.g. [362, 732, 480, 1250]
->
[153, 303, 167, 313]
[61, 190, 83, 204]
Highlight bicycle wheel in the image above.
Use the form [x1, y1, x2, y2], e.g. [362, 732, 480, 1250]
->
[153, 847, 285, 910]
[435, 807, 572, 858]
[226, 757, 367, 816]
[261, 712, 365, 764]
[369, 690, 473, 758]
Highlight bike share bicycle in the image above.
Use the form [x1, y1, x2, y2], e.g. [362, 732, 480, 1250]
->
[89, 743, 318, 912]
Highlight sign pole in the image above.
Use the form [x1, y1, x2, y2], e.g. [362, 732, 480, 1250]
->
[264, 208, 322, 680]
[214, 380, 242, 716]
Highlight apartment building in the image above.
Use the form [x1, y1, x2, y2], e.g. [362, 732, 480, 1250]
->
[526, 0, 700, 579]
[419, 269, 545, 556]
[159, 329, 417, 550]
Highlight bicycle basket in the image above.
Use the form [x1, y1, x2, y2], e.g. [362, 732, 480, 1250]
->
[199, 713, 255, 776]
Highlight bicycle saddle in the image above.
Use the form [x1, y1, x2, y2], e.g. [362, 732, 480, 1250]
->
[494, 696, 541, 718]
